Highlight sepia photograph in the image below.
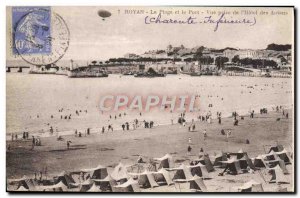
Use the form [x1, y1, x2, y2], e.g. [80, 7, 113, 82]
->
[5, 6, 295, 193]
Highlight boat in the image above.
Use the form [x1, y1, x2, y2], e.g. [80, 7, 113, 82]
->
[166, 70, 178, 74]
[134, 72, 165, 78]
[55, 70, 68, 76]
[29, 70, 57, 75]
[190, 72, 202, 76]
[201, 70, 213, 76]
[134, 67, 166, 78]
[123, 71, 135, 76]
[264, 72, 272, 78]
[67, 67, 108, 78]
[29, 65, 58, 75]
[213, 70, 222, 76]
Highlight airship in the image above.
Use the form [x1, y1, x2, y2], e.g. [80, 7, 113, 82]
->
[97, 10, 112, 21]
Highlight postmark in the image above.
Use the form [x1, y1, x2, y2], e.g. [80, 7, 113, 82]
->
[12, 7, 70, 66]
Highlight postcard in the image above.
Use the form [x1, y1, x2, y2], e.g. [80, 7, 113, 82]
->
[6, 6, 294, 193]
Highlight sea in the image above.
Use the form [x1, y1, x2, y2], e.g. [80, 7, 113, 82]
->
[6, 70, 293, 139]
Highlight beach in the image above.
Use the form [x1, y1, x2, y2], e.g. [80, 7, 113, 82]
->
[6, 109, 294, 192]
[6, 72, 294, 192]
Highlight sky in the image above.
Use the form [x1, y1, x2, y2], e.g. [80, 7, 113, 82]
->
[7, 6, 294, 63]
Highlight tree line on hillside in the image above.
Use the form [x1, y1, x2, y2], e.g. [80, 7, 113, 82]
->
[88, 43, 289, 68]
[266, 43, 291, 51]
[232, 55, 278, 68]
[89, 57, 182, 65]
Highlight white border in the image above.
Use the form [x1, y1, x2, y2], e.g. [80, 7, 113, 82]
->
[1, 0, 298, 198]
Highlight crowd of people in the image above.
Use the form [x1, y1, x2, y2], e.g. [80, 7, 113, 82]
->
[182, 106, 286, 156]
[8, 105, 289, 155]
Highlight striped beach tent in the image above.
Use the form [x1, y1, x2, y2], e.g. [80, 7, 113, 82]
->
[268, 144, 284, 153]
[253, 155, 267, 168]
[268, 165, 290, 184]
[154, 154, 174, 170]
[79, 178, 93, 192]
[194, 154, 214, 172]
[80, 165, 108, 180]
[92, 175, 117, 192]
[40, 181, 68, 192]
[113, 177, 140, 192]
[275, 149, 293, 164]
[87, 183, 101, 192]
[238, 154, 256, 170]
[238, 180, 264, 192]
[8, 175, 37, 191]
[213, 152, 227, 168]
[15, 185, 29, 191]
[54, 171, 75, 188]
[220, 158, 243, 175]
[129, 170, 159, 188]
[188, 175, 207, 192]
[153, 168, 173, 186]
[187, 163, 210, 179]
[172, 164, 193, 182]
[110, 163, 128, 184]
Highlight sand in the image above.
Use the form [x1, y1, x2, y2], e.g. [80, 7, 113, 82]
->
[6, 110, 294, 192]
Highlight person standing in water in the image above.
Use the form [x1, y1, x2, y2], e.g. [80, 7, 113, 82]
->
[203, 129, 207, 140]
[226, 130, 231, 142]
[108, 125, 113, 132]
[31, 136, 35, 150]
[187, 145, 192, 155]
[188, 137, 192, 145]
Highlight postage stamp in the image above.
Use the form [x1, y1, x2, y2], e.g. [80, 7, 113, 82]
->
[12, 7, 52, 55]
[11, 6, 70, 66]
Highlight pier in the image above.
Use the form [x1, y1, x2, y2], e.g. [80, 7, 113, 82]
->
[6, 66, 30, 73]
